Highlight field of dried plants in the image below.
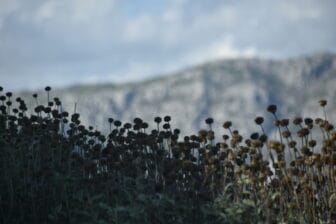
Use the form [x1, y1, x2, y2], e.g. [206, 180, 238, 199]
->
[0, 86, 335, 223]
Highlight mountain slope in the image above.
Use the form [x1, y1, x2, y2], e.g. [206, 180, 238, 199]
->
[18, 52, 336, 137]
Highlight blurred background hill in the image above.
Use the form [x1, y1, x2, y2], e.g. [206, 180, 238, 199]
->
[17, 52, 336, 136]
[1, 0, 336, 136]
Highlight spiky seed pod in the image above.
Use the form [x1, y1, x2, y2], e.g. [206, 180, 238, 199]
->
[222, 134, 229, 140]
[267, 104, 277, 114]
[164, 115, 171, 122]
[45, 86, 51, 91]
[255, 116, 264, 125]
[71, 113, 80, 122]
[282, 130, 291, 138]
[268, 140, 281, 150]
[293, 117, 303, 125]
[288, 140, 297, 148]
[233, 133, 242, 142]
[250, 132, 259, 140]
[276, 144, 285, 153]
[251, 140, 262, 148]
[315, 118, 323, 125]
[124, 123, 132, 129]
[5, 92, 12, 98]
[329, 132, 336, 140]
[55, 100, 61, 106]
[220, 142, 228, 149]
[141, 122, 148, 129]
[304, 118, 313, 126]
[245, 139, 251, 147]
[62, 111, 69, 117]
[297, 128, 309, 137]
[197, 130, 207, 140]
[205, 117, 214, 125]
[232, 130, 239, 136]
[300, 146, 311, 155]
[44, 107, 51, 113]
[308, 140, 316, 147]
[279, 119, 288, 127]
[223, 121, 232, 129]
[162, 123, 170, 130]
[114, 120, 121, 127]
[133, 117, 142, 125]
[273, 119, 280, 127]
[318, 99, 327, 107]
[154, 117, 162, 124]
[108, 118, 114, 123]
[0, 86, 2, 91]
[230, 139, 237, 148]
[173, 128, 181, 137]
[324, 123, 333, 132]
[259, 134, 268, 143]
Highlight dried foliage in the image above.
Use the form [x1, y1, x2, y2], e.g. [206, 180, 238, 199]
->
[0, 86, 335, 223]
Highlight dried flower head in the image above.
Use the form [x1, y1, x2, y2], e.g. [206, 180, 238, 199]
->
[154, 116, 162, 123]
[293, 117, 303, 125]
[318, 99, 327, 107]
[223, 121, 232, 129]
[267, 104, 277, 114]
[273, 119, 280, 127]
[280, 119, 289, 127]
[6, 92, 12, 98]
[205, 117, 214, 125]
[255, 116, 264, 125]
[164, 115, 171, 122]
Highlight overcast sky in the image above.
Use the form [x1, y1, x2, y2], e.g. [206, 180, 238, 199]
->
[1, 0, 336, 91]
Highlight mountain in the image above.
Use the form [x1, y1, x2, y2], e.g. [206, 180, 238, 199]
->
[18, 52, 336, 137]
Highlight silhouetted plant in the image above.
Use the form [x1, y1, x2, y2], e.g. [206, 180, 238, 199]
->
[0, 87, 335, 223]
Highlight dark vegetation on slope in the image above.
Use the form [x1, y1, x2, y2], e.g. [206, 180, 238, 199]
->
[0, 86, 335, 224]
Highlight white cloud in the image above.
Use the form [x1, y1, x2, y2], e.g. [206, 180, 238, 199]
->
[183, 37, 256, 65]
[0, 0, 335, 90]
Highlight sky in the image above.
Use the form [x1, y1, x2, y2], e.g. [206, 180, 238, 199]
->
[0, 0, 336, 91]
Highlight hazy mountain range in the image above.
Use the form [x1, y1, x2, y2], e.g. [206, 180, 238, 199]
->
[18, 52, 336, 138]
